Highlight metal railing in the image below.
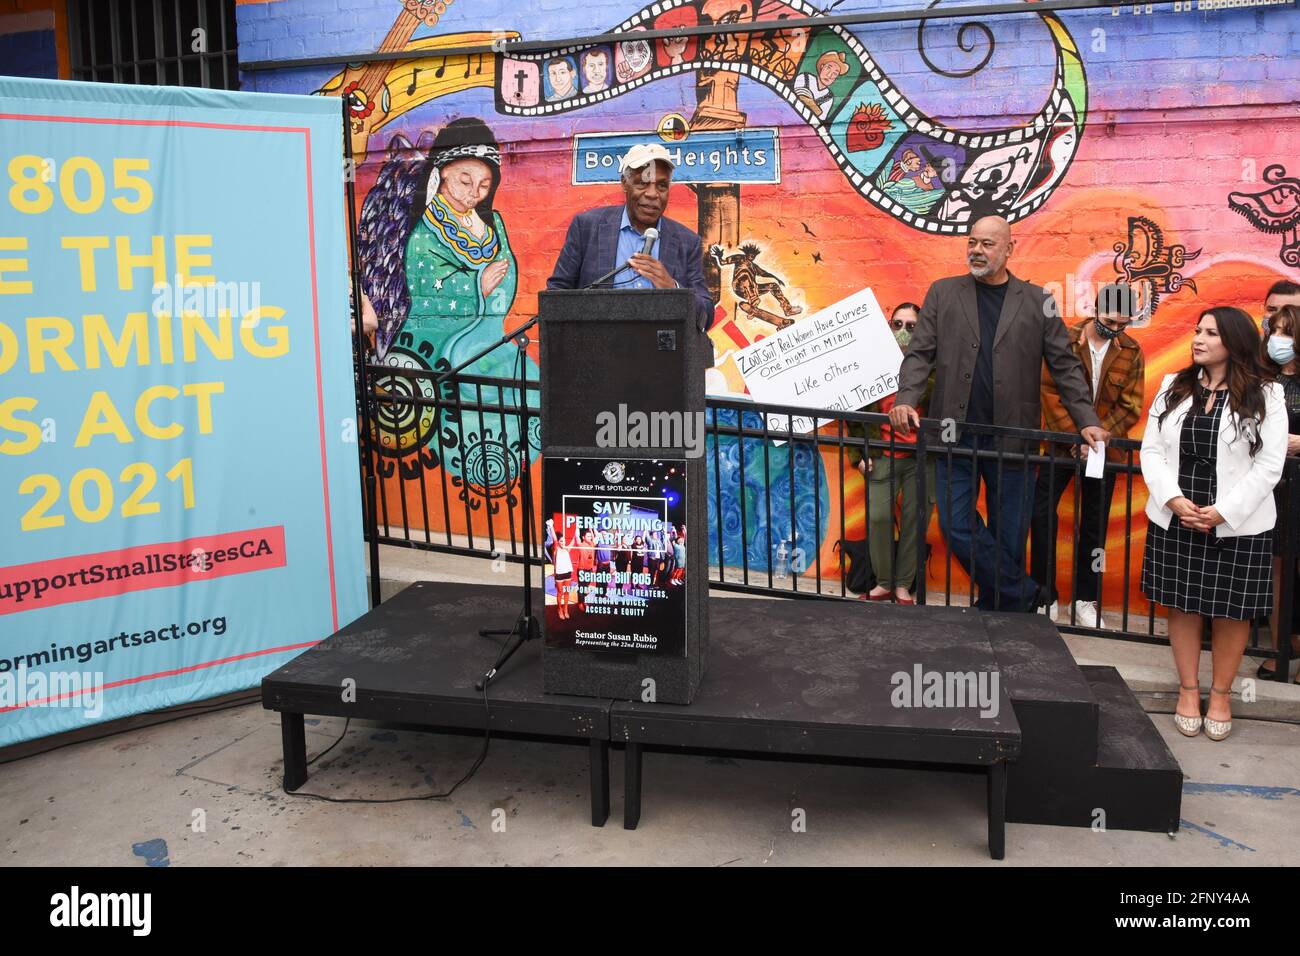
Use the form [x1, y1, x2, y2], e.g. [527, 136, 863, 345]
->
[359, 364, 1296, 680]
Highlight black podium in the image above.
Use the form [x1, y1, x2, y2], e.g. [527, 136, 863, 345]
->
[538, 289, 710, 704]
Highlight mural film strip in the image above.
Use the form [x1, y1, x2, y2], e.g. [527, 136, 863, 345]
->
[494, 0, 1087, 234]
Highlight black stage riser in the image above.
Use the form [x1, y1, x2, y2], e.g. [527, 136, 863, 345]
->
[608, 721, 1015, 765]
[263, 581, 1184, 856]
[263, 686, 603, 739]
[1006, 766, 1184, 833]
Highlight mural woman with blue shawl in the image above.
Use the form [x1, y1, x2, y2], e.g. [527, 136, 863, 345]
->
[360, 118, 539, 507]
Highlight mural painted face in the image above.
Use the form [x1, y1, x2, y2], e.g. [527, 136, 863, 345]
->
[966, 217, 1013, 282]
[623, 160, 672, 231]
[439, 158, 493, 214]
[1192, 314, 1228, 368]
[548, 59, 577, 98]
[583, 52, 609, 91]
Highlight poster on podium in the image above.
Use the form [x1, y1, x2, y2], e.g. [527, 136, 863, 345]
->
[542, 457, 687, 656]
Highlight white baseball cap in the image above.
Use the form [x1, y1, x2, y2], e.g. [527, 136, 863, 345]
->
[619, 142, 675, 174]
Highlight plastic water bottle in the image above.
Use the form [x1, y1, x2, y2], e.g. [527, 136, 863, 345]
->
[775, 539, 788, 579]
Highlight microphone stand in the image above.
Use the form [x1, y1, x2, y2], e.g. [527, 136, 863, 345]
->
[585, 259, 636, 290]
[430, 315, 541, 690]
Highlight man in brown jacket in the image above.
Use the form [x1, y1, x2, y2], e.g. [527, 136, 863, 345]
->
[889, 215, 1108, 612]
[1030, 283, 1144, 628]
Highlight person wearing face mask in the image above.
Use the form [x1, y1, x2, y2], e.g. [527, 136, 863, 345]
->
[1030, 283, 1146, 628]
[847, 304, 936, 604]
[1260, 302, 1300, 683]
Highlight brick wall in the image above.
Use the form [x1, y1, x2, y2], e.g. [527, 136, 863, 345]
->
[235, 0, 1300, 594]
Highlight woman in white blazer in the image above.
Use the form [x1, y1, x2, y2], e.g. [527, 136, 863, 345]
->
[1140, 306, 1287, 741]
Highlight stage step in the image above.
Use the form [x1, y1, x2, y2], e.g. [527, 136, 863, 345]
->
[980, 613, 1182, 833]
[981, 612, 1098, 766]
[1079, 665, 1183, 833]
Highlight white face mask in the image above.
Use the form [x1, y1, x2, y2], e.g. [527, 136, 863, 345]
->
[1268, 335, 1296, 365]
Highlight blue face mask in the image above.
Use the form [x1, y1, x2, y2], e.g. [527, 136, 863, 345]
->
[1268, 335, 1295, 366]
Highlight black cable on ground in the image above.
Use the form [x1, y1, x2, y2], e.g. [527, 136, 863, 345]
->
[283, 680, 494, 805]
[281, 346, 535, 805]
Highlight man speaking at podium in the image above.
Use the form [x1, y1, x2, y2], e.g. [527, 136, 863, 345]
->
[546, 143, 712, 317]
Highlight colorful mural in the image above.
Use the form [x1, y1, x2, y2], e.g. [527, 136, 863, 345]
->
[236, 0, 1300, 602]
[492, 0, 1085, 233]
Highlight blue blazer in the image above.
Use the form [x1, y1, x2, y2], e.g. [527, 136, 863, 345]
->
[546, 204, 713, 318]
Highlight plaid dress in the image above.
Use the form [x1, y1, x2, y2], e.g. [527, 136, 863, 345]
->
[1142, 388, 1274, 620]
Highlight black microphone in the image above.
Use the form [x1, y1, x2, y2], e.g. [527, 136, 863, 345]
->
[585, 227, 659, 289]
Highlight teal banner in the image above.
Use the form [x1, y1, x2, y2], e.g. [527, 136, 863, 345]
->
[0, 77, 366, 746]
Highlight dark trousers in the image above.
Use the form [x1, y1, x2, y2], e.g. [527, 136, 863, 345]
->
[934, 434, 1038, 612]
[1029, 459, 1118, 605]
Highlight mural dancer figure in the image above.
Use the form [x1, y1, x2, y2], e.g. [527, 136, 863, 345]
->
[710, 241, 801, 327]
[358, 118, 537, 501]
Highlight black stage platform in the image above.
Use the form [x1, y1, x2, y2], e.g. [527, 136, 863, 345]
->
[261, 582, 614, 825]
[262, 581, 1182, 860]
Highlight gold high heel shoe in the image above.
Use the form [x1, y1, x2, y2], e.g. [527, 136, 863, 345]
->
[1204, 686, 1233, 741]
[1173, 683, 1203, 737]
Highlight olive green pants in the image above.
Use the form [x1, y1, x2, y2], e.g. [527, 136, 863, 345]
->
[867, 456, 936, 593]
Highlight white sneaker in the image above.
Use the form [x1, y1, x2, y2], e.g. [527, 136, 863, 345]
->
[1071, 600, 1101, 628]
[1042, 601, 1059, 622]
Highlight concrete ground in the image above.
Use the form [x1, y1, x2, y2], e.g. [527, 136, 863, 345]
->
[2, 546, 1297, 866]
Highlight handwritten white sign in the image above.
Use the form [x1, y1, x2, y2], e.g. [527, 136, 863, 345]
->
[733, 287, 902, 434]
